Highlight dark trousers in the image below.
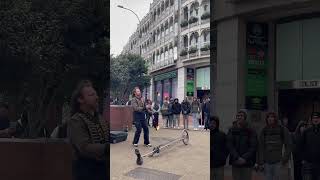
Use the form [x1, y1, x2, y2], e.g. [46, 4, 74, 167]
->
[72, 159, 106, 180]
[294, 155, 303, 180]
[146, 114, 152, 126]
[153, 113, 159, 128]
[133, 118, 150, 145]
[302, 162, 320, 180]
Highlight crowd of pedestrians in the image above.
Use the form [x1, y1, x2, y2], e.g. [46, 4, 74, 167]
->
[128, 93, 210, 131]
[211, 110, 320, 180]
[130, 86, 210, 148]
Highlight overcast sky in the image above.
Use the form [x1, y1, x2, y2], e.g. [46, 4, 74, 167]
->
[110, 0, 153, 56]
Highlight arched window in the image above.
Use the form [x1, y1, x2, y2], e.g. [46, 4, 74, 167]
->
[201, 0, 209, 12]
[169, 43, 173, 57]
[183, 6, 188, 21]
[161, 24, 165, 38]
[190, 1, 199, 17]
[190, 32, 199, 47]
[169, 17, 174, 32]
[157, 28, 160, 40]
[161, 1, 165, 12]
[165, 21, 169, 35]
[183, 35, 188, 48]
[170, 0, 174, 6]
[165, 46, 168, 60]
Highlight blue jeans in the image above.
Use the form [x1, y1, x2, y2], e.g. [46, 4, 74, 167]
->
[133, 118, 150, 145]
[192, 113, 199, 129]
[173, 114, 180, 127]
[264, 163, 281, 180]
[168, 115, 173, 128]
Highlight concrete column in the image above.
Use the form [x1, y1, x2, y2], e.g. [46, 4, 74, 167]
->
[214, 17, 245, 132]
[268, 22, 276, 112]
[177, 67, 186, 102]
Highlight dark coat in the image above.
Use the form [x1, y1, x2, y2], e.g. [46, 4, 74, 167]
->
[181, 101, 191, 115]
[227, 123, 258, 167]
[297, 125, 320, 164]
[172, 101, 181, 115]
[211, 119, 229, 168]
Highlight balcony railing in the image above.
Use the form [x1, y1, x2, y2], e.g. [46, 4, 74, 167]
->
[179, 43, 211, 61]
[201, 18, 210, 24]
[189, 20, 199, 28]
[150, 57, 175, 71]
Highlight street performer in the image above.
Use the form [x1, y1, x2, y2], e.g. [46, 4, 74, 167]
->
[68, 80, 108, 180]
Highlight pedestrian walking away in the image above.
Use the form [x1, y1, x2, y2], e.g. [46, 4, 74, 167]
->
[181, 97, 191, 130]
[257, 112, 292, 180]
[131, 87, 152, 148]
[227, 110, 258, 180]
[211, 116, 229, 180]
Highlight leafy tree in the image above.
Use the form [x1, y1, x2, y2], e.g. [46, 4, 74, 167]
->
[110, 54, 151, 103]
[0, 0, 108, 137]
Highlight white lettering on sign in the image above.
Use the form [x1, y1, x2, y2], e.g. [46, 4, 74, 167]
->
[294, 80, 320, 89]
[300, 81, 318, 87]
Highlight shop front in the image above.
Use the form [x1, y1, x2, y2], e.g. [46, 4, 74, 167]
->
[276, 16, 320, 131]
[153, 70, 177, 105]
[196, 66, 210, 102]
[213, 1, 320, 131]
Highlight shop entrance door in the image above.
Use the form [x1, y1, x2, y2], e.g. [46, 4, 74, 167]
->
[278, 89, 320, 132]
[197, 90, 210, 103]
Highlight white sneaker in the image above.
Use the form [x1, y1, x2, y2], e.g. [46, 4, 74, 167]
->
[133, 144, 138, 147]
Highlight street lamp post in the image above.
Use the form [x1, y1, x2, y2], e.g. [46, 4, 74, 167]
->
[118, 5, 149, 100]
[117, 5, 141, 55]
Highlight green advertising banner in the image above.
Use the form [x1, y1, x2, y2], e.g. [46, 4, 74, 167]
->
[245, 23, 268, 110]
[186, 68, 194, 97]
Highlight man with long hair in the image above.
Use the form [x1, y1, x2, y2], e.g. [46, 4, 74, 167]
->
[132, 86, 152, 147]
[257, 112, 292, 180]
[68, 80, 108, 180]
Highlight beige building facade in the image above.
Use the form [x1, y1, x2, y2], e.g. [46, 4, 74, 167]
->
[122, 0, 211, 104]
